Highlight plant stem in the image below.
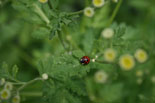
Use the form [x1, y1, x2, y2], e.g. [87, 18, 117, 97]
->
[21, 91, 42, 97]
[11, 82, 26, 85]
[17, 77, 43, 92]
[68, 10, 83, 16]
[9, 77, 25, 84]
[58, 32, 68, 51]
[95, 60, 116, 65]
[107, 0, 123, 27]
[33, 4, 50, 24]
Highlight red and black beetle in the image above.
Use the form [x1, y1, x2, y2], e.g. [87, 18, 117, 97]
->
[80, 56, 90, 65]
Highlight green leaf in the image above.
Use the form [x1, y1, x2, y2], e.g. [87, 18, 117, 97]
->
[72, 50, 85, 59]
[62, 18, 72, 25]
[0, 62, 11, 78]
[32, 27, 50, 39]
[111, 23, 126, 38]
[39, 53, 90, 103]
[49, 30, 57, 40]
[12, 65, 19, 78]
[50, 0, 59, 9]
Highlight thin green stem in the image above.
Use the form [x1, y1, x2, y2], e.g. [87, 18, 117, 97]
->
[107, 0, 123, 27]
[58, 32, 68, 51]
[17, 77, 43, 92]
[9, 77, 25, 84]
[68, 10, 83, 16]
[33, 4, 50, 24]
[21, 91, 42, 97]
[95, 60, 116, 65]
[11, 82, 26, 85]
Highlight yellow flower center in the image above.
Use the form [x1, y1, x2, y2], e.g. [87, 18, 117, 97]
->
[95, 0, 102, 5]
[1, 91, 8, 98]
[107, 53, 113, 58]
[124, 58, 132, 67]
[86, 10, 91, 14]
[98, 74, 103, 79]
[104, 49, 116, 62]
[93, 0, 104, 7]
[39, 0, 47, 3]
[119, 54, 135, 70]
[12, 97, 18, 103]
[139, 52, 145, 58]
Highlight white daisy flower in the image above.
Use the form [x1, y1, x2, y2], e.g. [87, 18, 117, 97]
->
[84, 7, 95, 17]
[93, 0, 105, 8]
[119, 54, 135, 71]
[0, 89, 11, 100]
[4, 82, 13, 91]
[12, 95, 20, 103]
[94, 70, 108, 83]
[134, 49, 148, 63]
[104, 48, 116, 62]
[101, 28, 114, 39]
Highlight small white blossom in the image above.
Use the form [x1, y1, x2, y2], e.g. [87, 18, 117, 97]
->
[104, 48, 116, 62]
[94, 70, 108, 83]
[93, 0, 105, 8]
[84, 7, 94, 17]
[4, 82, 13, 91]
[0, 89, 11, 100]
[119, 54, 135, 71]
[12, 95, 20, 103]
[42, 73, 48, 80]
[95, 55, 98, 59]
[101, 28, 114, 39]
[134, 49, 148, 63]
[92, 59, 96, 62]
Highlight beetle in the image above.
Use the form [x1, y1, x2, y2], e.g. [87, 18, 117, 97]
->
[80, 56, 90, 65]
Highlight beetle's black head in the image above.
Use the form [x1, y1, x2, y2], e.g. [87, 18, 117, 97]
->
[80, 59, 85, 64]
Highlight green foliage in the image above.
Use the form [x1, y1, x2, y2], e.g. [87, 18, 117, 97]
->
[0, 62, 19, 81]
[11, 0, 80, 40]
[0, 0, 155, 103]
[37, 52, 90, 103]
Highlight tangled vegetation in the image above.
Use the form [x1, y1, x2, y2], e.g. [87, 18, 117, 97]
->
[0, 0, 155, 103]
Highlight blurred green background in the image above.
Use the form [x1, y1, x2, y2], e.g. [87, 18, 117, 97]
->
[0, 0, 155, 103]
